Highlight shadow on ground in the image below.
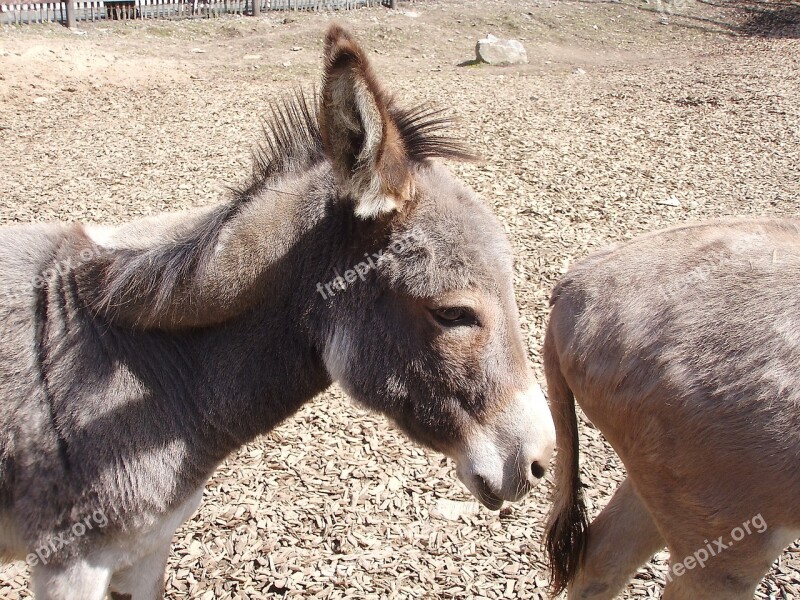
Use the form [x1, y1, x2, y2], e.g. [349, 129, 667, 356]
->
[634, 0, 800, 38]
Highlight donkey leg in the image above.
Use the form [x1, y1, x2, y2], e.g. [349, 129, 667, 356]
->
[568, 478, 665, 600]
[662, 552, 765, 600]
[662, 566, 757, 600]
[109, 485, 205, 600]
[31, 560, 112, 600]
[108, 538, 172, 600]
[661, 526, 798, 600]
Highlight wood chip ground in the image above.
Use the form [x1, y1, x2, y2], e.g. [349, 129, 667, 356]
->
[1, 1, 798, 597]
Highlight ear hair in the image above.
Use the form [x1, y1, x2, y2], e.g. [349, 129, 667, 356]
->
[320, 24, 413, 220]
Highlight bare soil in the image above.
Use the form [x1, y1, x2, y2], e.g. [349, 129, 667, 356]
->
[1, 0, 799, 598]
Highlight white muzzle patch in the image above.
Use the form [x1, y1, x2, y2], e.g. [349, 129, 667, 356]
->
[455, 381, 556, 509]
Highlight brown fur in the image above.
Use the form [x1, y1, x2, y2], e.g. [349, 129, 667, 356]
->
[322, 25, 414, 215]
[545, 217, 800, 599]
[544, 323, 589, 595]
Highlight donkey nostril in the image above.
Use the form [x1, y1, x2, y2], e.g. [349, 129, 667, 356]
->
[530, 461, 546, 480]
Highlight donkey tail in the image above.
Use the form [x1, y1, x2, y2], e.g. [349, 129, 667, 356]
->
[543, 325, 589, 595]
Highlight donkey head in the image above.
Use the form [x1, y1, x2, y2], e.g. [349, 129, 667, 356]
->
[315, 25, 555, 509]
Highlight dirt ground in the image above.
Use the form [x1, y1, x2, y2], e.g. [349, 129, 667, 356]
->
[1, 0, 799, 598]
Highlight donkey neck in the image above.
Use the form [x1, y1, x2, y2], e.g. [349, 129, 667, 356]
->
[178, 304, 332, 454]
[81, 165, 334, 330]
[66, 164, 382, 475]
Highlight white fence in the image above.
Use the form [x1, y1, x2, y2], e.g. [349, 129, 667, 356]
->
[0, 0, 393, 24]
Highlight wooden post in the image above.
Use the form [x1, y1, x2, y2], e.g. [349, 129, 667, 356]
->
[251, 0, 258, 16]
[389, 0, 396, 7]
[64, 0, 75, 26]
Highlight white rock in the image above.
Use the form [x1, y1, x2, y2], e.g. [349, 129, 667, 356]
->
[476, 34, 527, 66]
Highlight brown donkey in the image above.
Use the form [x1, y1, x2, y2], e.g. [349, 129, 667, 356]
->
[545, 218, 800, 599]
[0, 26, 555, 599]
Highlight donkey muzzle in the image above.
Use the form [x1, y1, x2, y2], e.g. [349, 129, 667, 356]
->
[455, 382, 556, 509]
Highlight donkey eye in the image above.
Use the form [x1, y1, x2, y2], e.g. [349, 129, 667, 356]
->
[431, 307, 477, 327]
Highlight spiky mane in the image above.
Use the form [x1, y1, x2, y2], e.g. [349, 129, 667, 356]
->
[237, 89, 473, 198]
[84, 89, 470, 328]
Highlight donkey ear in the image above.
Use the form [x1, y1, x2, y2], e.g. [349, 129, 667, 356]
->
[319, 25, 412, 220]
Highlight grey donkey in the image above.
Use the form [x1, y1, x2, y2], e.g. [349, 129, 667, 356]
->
[0, 25, 555, 599]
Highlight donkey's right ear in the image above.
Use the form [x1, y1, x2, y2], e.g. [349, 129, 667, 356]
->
[319, 24, 412, 220]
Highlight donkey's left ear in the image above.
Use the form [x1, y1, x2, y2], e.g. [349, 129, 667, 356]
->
[319, 24, 412, 220]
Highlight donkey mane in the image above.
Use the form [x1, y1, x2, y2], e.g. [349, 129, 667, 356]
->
[239, 90, 473, 198]
[82, 90, 472, 328]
